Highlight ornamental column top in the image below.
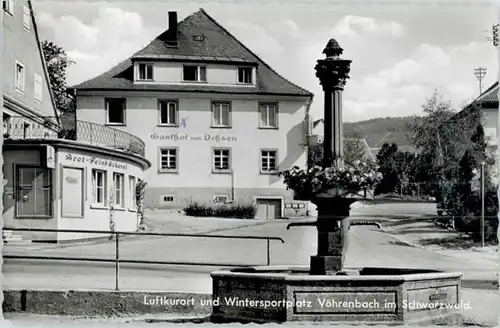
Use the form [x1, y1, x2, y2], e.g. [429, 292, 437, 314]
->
[315, 38, 352, 91]
[323, 38, 344, 58]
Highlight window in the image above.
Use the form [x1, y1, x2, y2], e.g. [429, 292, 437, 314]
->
[15, 62, 25, 92]
[183, 65, 206, 82]
[113, 173, 124, 207]
[3, 0, 14, 14]
[129, 176, 136, 209]
[211, 102, 231, 127]
[105, 98, 126, 125]
[158, 100, 178, 126]
[3, 113, 11, 136]
[34, 73, 42, 101]
[23, 122, 30, 138]
[138, 63, 153, 81]
[213, 148, 231, 173]
[260, 150, 278, 173]
[160, 195, 175, 204]
[23, 5, 30, 30]
[92, 169, 106, 205]
[238, 67, 253, 84]
[259, 103, 278, 128]
[16, 166, 53, 217]
[214, 195, 229, 204]
[158, 148, 178, 173]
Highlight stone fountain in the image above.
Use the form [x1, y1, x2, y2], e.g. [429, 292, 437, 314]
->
[210, 39, 462, 325]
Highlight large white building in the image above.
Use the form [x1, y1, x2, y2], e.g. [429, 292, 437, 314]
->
[71, 9, 314, 219]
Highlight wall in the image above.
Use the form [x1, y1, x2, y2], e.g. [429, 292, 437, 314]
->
[133, 61, 256, 86]
[3, 148, 58, 241]
[482, 107, 498, 146]
[0, 3, 4, 315]
[2, 0, 55, 118]
[56, 147, 144, 240]
[76, 92, 308, 208]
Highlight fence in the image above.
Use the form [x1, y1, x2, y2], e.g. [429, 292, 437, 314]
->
[5, 116, 146, 157]
[3, 227, 285, 291]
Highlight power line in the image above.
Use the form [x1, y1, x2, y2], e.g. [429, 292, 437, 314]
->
[473, 67, 487, 95]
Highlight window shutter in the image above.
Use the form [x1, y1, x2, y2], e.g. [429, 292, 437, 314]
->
[34, 73, 42, 101]
[23, 5, 30, 29]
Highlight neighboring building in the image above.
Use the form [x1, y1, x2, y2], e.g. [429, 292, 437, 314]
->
[2, 1, 151, 242]
[450, 82, 498, 183]
[453, 82, 498, 156]
[310, 118, 376, 163]
[71, 9, 314, 219]
[2, 0, 59, 137]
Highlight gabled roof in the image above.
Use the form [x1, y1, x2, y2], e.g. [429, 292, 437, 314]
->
[453, 81, 499, 121]
[475, 81, 498, 105]
[72, 9, 313, 97]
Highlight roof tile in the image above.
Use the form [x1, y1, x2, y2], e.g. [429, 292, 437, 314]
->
[73, 9, 312, 97]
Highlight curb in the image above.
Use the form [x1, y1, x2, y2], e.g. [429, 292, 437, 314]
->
[3, 285, 498, 319]
[7, 219, 273, 251]
[3, 290, 212, 317]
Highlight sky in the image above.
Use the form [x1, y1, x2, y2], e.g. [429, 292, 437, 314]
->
[33, 0, 499, 122]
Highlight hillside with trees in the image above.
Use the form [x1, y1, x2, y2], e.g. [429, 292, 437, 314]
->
[343, 116, 421, 148]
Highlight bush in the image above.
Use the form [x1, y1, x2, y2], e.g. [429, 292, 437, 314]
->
[441, 186, 499, 244]
[183, 202, 257, 219]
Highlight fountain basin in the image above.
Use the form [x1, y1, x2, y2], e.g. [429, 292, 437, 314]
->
[211, 266, 462, 325]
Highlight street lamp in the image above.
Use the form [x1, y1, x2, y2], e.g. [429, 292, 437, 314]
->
[480, 161, 485, 248]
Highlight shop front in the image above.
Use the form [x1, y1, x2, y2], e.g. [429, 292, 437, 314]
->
[3, 139, 150, 242]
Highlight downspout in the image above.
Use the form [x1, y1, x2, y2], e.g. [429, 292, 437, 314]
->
[303, 95, 314, 217]
[304, 96, 314, 169]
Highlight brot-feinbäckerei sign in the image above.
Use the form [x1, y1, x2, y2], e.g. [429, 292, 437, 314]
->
[64, 154, 128, 170]
[150, 133, 237, 142]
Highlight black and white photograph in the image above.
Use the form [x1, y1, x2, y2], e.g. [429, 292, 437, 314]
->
[0, 0, 498, 326]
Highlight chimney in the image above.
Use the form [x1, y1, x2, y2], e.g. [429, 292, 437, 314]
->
[166, 11, 178, 47]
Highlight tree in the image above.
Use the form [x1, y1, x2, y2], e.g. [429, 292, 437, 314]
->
[42, 40, 74, 112]
[344, 131, 371, 165]
[307, 132, 373, 168]
[407, 90, 479, 197]
[375, 143, 399, 194]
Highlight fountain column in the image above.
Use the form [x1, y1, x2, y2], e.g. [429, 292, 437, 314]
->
[310, 39, 352, 275]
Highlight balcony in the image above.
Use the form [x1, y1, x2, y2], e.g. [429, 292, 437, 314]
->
[4, 116, 146, 157]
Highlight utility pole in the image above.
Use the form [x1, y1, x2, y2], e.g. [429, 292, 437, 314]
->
[493, 24, 499, 47]
[473, 67, 487, 95]
[480, 161, 485, 248]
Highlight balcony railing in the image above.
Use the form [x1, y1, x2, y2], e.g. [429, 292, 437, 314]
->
[4, 116, 146, 157]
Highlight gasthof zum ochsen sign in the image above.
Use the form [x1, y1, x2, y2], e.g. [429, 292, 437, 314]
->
[149, 133, 237, 142]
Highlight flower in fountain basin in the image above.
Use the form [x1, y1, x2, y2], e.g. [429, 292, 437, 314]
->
[278, 161, 382, 200]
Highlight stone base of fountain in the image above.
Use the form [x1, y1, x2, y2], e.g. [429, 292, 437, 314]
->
[210, 266, 462, 325]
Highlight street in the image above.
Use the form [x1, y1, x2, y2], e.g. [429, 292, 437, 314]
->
[3, 203, 497, 292]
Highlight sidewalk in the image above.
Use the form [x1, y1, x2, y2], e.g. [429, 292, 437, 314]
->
[380, 213, 498, 265]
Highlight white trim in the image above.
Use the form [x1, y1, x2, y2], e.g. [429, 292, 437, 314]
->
[60, 165, 85, 219]
[253, 196, 284, 219]
[3, 0, 14, 15]
[137, 63, 154, 81]
[15, 61, 26, 93]
[236, 67, 254, 85]
[113, 172, 125, 208]
[23, 5, 31, 30]
[34, 73, 42, 102]
[182, 65, 207, 82]
[91, 169, 107, 206]
[158, 100, 178, 126]
[213, 194, 229, 203]
[128, 175, 137, 210]
[159, 195, 175, 204]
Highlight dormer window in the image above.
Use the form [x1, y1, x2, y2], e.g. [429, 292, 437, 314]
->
[238, 67, 253, 84]
[183, 65, 206, 82]
[138, 63, 153, 81]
